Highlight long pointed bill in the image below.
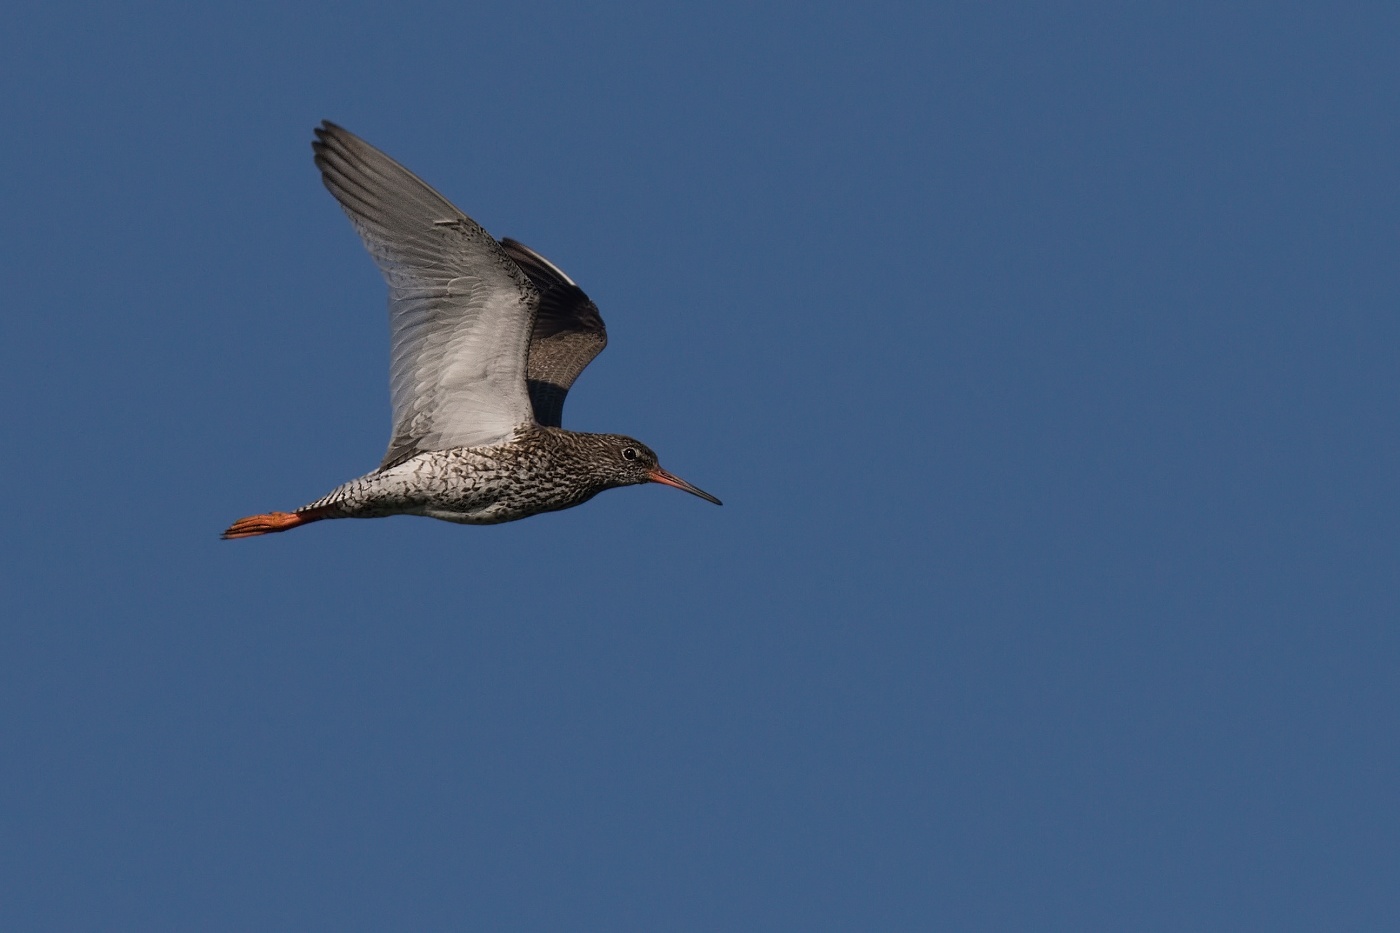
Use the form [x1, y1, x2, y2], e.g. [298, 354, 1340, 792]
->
[648, 467, 722, 505]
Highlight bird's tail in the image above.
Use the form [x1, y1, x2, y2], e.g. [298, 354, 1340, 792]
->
[221, 505, 337, 540]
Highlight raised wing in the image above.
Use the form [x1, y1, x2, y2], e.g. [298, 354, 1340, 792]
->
[500, 238, 607, 427]
[312, 122, 539, 468]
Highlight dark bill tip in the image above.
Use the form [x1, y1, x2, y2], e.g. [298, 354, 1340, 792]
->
[648, 467, 722, 506]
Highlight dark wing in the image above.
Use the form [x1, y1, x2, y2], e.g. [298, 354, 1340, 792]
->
[500, 238, 608, 427]
[312, 123, 539, 468]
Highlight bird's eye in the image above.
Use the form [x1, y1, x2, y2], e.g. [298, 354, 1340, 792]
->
[622, 447, 639, 461]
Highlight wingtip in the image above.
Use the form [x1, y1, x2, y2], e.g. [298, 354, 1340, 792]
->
[312, 120, 349, 155]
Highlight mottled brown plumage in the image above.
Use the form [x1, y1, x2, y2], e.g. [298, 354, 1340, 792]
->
[221, 123, 718, 539]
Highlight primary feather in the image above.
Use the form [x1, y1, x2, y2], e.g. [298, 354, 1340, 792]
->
[312, 122, 540, 466]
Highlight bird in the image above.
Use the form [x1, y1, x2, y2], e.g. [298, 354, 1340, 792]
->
[222, 122, 719, 539]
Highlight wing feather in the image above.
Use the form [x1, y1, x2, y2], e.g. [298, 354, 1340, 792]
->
[499, 238, 607, 427]
[312, 122, 538, 467]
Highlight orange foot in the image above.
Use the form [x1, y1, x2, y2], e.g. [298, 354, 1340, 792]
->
[221, 510, 313, 540]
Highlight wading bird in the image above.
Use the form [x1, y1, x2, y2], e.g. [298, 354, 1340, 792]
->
[223, 123, 719, 539]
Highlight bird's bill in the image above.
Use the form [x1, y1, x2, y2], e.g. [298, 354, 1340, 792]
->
[648, 467, 722, 505]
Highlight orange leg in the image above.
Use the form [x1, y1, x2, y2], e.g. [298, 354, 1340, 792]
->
[221, 509, 328, 539]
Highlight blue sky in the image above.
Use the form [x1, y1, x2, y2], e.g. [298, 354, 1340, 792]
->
[3, 2, 1398, 929]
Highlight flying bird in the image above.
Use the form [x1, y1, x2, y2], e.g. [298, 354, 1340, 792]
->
[222, 122, 719, 539]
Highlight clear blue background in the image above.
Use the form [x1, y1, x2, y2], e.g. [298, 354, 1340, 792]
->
[3, 2, 1397, 930]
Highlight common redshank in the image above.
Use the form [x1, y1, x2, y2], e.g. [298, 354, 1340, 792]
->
[222, 122, 719, 539]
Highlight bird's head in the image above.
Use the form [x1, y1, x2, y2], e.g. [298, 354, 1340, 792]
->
[593, 434, 722, 505]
